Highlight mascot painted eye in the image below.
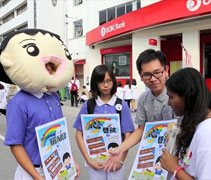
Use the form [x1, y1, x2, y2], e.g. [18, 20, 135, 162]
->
[23, 43, 39, 56]
[64, 48, 72, 60]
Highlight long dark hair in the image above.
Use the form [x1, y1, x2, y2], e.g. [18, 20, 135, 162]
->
[166, 68, 211, 158]
[90, 65, 117, 99]
[132, 79, 137, 85]
[0, 83, 4, 90]
[126, 79, 131, 88]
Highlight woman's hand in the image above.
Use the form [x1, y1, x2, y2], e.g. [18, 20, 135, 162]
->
[74, 160, 80, 179]
[88, 160, 104, 170]
[160, 149, 179, 174]
[72, 155, 80, 179]
[34, 175, 45, 180]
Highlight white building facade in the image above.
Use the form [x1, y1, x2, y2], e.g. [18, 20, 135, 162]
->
[0, 0, 67, 44]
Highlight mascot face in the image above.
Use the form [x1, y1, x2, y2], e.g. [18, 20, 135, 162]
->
[0, 29, 73, 93]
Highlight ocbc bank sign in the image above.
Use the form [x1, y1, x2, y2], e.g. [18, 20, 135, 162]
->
[187, 0, 211, 11]
[101, 21, 125, 37]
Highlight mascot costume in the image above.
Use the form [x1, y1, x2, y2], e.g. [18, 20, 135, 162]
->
[0, 29, 79, 180]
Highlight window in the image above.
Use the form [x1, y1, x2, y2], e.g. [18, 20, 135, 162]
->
[17, 3, 27, 15]
[104, 52, 130, 77]
[0, 36, 3, 44]
[2, 0, 11, 7]
[3, 12, 14, 24]
[99, 10, 107, 25]
[204, 43, 211, 78]
[108, 7, 115, 21]
[126, 2, 132, 13]
[117, 5, 125, 17]
[99, 0, 141, 25]
[137, 0, 141, 9]
[75, 0, 82, 5]
[74, 20, 83, 37]
[17, 23, 28, 30]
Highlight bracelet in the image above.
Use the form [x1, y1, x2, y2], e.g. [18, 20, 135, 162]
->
[118, 160, 124, 165]
[173, 166, 183, 179]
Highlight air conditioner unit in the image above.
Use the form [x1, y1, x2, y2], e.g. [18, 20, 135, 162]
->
[75, 0, 82, 5]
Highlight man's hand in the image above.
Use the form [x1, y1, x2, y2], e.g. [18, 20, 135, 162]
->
[103, 147, 123, 171]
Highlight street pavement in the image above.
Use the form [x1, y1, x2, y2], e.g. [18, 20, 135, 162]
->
[0, 102, 139, 180]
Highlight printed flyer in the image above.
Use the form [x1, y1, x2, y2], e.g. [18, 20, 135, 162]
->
[129, 119, 177, 180]
[81, 114, 122, 162]
[36, 117, 77, 180]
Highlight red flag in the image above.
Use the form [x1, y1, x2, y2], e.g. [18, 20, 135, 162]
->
[184, 49, 193, 67]
[181, 44, 193, 67]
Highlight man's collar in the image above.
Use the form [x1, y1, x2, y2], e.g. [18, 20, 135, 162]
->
[96, 95, 116, 106]
[149, 88, 167, 102]
[30, 92, 51, 98]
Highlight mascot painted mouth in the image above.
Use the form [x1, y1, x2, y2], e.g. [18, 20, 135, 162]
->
[0, 29, 79, 179]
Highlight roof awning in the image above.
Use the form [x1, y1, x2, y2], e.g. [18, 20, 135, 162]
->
[73, 59, 86, 64]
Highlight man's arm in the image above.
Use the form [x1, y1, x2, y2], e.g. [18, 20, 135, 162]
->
[108, 132, 132, 171]
[118, 125, 144, 152]
[11, 145, 45, 180]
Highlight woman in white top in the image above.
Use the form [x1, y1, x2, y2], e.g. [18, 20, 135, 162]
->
[116, 81, 124, 100]
[131, 79, 138, 112]
[0, 83, 8, 115]
[161, 68, 211, 180]
[123, 79, 132, 108]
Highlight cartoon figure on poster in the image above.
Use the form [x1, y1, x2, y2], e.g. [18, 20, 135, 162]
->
[81, 114, 122, 162]
[129, 120, 177, 180]
[0, 29, 80, 180]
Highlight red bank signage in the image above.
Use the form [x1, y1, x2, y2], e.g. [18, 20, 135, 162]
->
[86, 0, 211, 45]
[187, 0, 211, 11]
[149, 39, 157, 46]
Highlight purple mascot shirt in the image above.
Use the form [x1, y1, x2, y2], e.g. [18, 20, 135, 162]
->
[4, 90, 63, 165]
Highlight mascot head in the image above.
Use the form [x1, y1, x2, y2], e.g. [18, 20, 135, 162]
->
[0, 29, 74, 93]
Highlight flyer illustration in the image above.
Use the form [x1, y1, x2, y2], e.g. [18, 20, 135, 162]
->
[129, 119, 177, 180]
[81, 114, 122, 163]
[36, 117, 76, 180]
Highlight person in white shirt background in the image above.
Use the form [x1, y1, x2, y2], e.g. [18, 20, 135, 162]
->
[123, 79, 132, 108]
[131, 79, 138, 112]
[116, 81, 124, 100]
[79, 91, 89, 104]
[0, 82, 8, 115]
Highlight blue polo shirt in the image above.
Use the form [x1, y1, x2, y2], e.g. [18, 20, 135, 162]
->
[4, 90, 63, 165]
[73, 95, 135, 134]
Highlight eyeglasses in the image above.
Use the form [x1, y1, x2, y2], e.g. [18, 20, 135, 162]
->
[141, 70, 165, 81]
[98, 79, 113, 86]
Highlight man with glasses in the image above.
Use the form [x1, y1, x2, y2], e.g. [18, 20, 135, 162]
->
[105, 49, 177, 172]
